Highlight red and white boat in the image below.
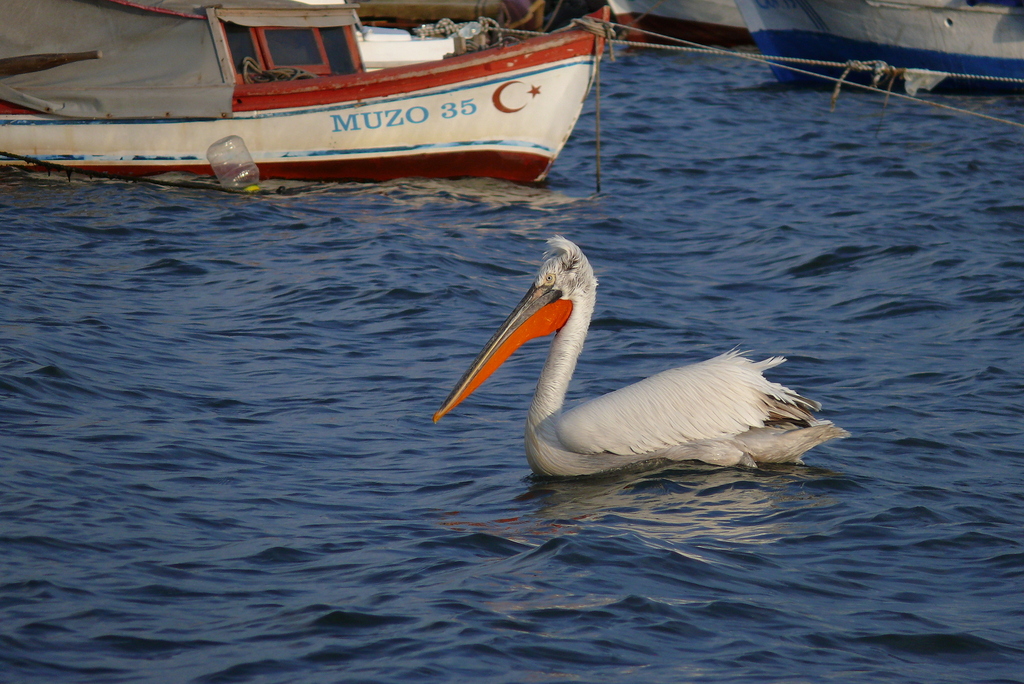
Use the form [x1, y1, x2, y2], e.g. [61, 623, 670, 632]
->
[0, 0, 608, 183]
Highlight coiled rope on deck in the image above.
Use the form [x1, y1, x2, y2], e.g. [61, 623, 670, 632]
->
[240, 57, 317, 84]
[413, 16, 501, 37]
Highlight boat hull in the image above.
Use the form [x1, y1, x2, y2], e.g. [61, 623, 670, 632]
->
[608, 0, 752, 46]
[734, 0, 1024, 91]
[0, 29, 601, 183]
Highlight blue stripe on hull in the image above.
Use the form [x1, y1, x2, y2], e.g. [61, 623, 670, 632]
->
[751, 29, 1024, 92]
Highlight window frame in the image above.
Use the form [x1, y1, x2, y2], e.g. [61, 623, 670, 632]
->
[219, 22, 364, 83]
[253, 27, 332, 76]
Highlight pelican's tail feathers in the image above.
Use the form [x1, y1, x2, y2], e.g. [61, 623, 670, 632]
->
[734, 424, 850, 464]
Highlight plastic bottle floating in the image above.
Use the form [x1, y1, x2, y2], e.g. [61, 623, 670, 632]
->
[206, 136, 260, 192]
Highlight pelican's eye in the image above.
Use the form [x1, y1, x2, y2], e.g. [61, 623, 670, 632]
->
[541, 272, 556, 287]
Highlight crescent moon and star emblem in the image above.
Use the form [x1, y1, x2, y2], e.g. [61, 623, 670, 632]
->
[492, 81, 542, 113]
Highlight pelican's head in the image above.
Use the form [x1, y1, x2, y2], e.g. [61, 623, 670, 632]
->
[433, 237, 595, 422]
[535, 236, 598, 304]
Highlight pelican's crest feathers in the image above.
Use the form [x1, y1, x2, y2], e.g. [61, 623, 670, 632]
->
[539, 236, 597, 300]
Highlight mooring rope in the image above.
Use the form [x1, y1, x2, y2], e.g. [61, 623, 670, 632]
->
[0, 149, 270, 193]
[594, 37, 603, 195]
[561, 17, 1024, 132]
[620, 38, 1024, 88]
[545, 17, 1024, 89]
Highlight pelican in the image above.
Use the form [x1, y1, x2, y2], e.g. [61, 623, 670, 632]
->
[434, 237, 848, 476]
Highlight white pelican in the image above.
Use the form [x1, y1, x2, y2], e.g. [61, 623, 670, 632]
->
[434, 237, 848, 476]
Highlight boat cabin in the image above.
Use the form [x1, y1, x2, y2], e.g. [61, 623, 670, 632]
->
[209, 5, 365, 83]
[0, 0, 454, 120]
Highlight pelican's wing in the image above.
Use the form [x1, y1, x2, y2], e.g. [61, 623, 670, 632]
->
[554, 351, 821, 456]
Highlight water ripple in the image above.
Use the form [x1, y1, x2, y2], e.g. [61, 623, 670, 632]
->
[2, 48, 1023, 684]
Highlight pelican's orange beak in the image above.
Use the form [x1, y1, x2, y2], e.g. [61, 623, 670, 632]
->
[434, 283, 572, 422]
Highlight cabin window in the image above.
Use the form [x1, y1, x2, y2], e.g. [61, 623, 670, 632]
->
[224, 23, 259, 74]
[320, 27, 357, 76]
[223, 22, 362, 82]
[258, 28, 329, 72]
[252, 28, 331, 76]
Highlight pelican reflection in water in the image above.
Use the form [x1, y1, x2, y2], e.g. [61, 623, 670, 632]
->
[434, 237, 847, 477]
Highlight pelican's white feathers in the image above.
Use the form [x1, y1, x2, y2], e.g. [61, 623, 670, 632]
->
[437, 238, 847, 476]
[556, 351, 819, 456]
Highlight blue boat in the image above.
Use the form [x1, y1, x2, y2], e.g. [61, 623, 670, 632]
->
[733, 0, 1024, 92]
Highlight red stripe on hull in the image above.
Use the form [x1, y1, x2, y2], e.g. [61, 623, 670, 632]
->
[252, 149, 555, 182]
[18, 149, 555, 184]
[615, 12, 752, 47]
[0, 102, 41, 115]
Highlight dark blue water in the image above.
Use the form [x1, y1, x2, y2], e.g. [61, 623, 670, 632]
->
[2, 49, 1023, 683]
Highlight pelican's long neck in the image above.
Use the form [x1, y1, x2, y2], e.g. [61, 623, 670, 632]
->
[527, 291, 594, 429]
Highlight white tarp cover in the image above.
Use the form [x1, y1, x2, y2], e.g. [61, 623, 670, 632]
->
[0, 0, 232, 119]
